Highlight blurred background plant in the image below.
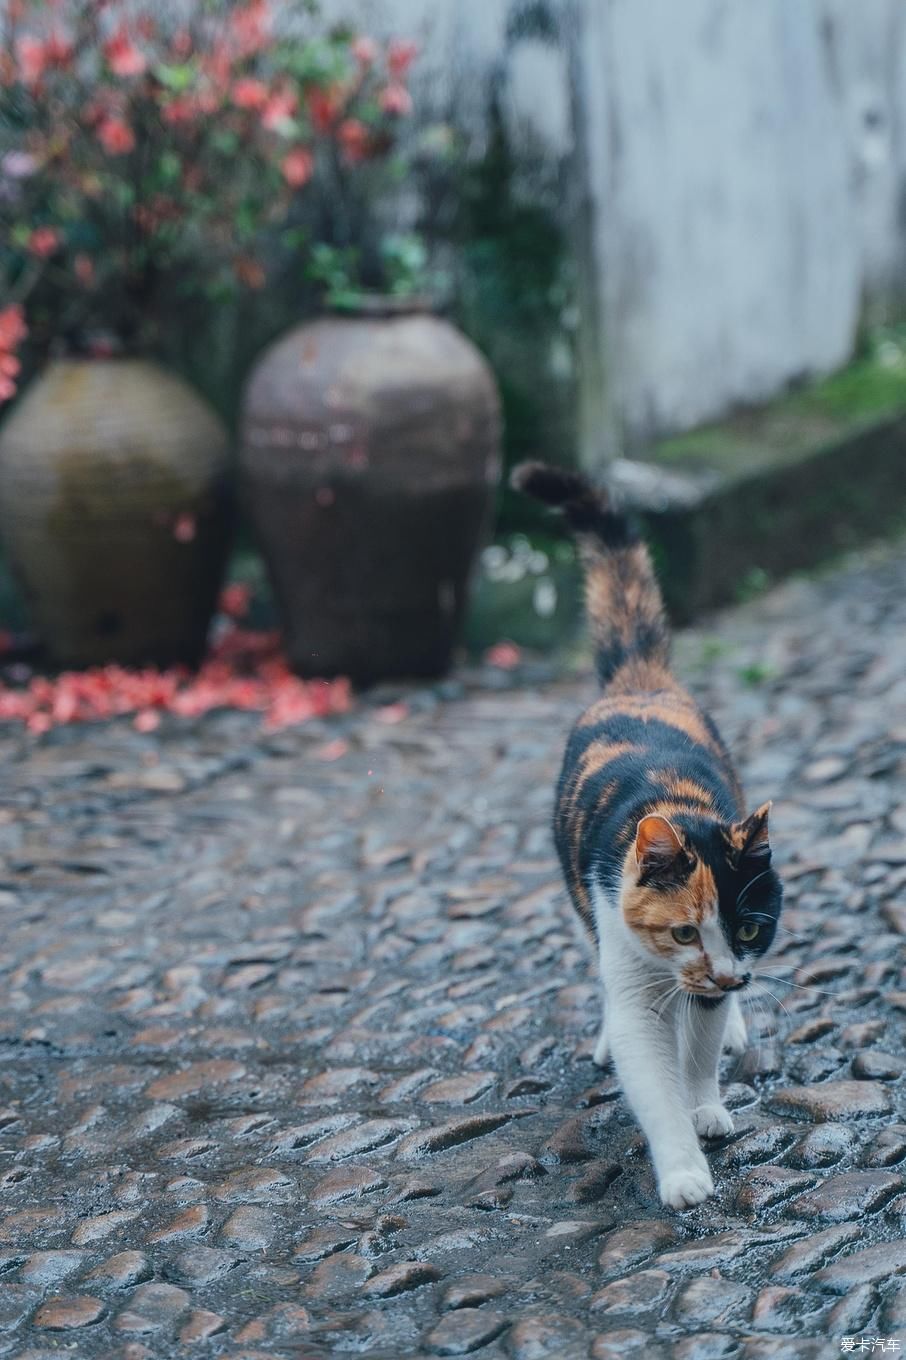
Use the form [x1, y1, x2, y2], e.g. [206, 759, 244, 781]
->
[306, 232, 440, 309]
[1, 0, 892, 696]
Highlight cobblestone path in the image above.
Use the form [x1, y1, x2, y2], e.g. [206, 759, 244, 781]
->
[0, 546, 905, 1359]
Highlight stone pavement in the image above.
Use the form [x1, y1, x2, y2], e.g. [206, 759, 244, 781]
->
[0, 544, 905, 1360]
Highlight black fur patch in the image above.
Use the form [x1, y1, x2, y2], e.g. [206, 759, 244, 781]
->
[672, 815, 783, 960]
[557, 716, 741, 897]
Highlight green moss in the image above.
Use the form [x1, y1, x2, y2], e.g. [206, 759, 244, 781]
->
[734, 566, 771, 604]
[737, 661, 775, 687]
[653, 345, 906, 480]
[802, 354, 906, 420]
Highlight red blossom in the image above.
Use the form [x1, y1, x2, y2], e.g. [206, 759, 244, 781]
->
[261, 87, 298, 132]
[337, 118, 371, 163]
[232, 77, 269, 111]
[200, 42, 233, 89]
[387, 39, 419, 77]
[351, 36, 379, 68]
[0, 338, 22, 403]
[173, 512, 197, 543]
[281, 146, 313, 188]
[17, 28, 74, 84]
[44, 28, 75, 71]
[378, 82, 413, 117]
[0, 305, 27, 352]
[27, 226, 61, 257]
[306, 85, 344, 134]
[104, 26, 147, 78]
[16, 36, 48, 86]
[161, 95, 201, 125]
[229, 0, 271, 58]
[97, 117, 135, 156]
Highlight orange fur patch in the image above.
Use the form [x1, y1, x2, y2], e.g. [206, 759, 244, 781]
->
[568, 742, 637, 817]
[729, 801, 772, 854]
[660, 776, 715, 809]
[577, 691, 722, 758]
[622, 858, 718, 944]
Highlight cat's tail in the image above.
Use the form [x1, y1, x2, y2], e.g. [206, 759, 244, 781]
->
[511, 461, 669, 685]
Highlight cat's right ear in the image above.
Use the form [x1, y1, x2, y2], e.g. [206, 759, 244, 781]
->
[635, 815, 685, 879]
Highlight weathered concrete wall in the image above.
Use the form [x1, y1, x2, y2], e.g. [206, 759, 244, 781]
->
[579, 0, 906, 452]
[327, 0, 906, 464]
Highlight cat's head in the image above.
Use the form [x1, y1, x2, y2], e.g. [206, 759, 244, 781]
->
[619, 803, 781, 996]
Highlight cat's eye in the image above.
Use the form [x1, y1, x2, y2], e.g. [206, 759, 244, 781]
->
[737, 922, 760, 943]
[671, 925, 699, 945]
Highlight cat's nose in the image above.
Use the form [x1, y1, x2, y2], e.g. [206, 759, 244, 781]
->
[711, 973, 750, 991]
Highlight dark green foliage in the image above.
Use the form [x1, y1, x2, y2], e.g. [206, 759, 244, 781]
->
[440, 92, 578, 534]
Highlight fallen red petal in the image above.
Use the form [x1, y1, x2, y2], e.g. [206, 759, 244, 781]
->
[313, 738, 349, 761]
[0, 627, 352, 736]
[485, 640, 522, 670]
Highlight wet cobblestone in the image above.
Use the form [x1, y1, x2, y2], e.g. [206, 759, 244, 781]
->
[0, 543, 904, 1354]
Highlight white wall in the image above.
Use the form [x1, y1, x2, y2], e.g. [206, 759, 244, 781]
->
[578, 0, 906, 450]
[327, 0, 906, 460]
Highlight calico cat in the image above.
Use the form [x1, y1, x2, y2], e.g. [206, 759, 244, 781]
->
[513, 462, 783, 1209]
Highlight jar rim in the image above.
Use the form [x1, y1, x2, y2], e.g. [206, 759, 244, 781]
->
[323, 293, 437, 319]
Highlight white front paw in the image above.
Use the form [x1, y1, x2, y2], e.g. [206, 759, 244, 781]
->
[592, 1024, 609, 1068]
[658, 1161, 714, 1209]
[692, 1102, 734, 1139]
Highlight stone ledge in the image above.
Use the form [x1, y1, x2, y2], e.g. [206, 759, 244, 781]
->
[612, 364, 906, 621]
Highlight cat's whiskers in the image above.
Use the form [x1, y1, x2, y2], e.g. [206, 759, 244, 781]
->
[755, 970, 842, 1001]
[736, 988, 777, 1068]
[636, 975, 679, 996]
[747, 981, 792, 1020]
[650, 982, 684, 1023]
[680, 993, 709, 1077]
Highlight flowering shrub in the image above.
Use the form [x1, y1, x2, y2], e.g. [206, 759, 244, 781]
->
[0, 0, 419, 401]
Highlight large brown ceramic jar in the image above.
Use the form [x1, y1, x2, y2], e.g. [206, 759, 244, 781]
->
[240, 305, 501, 683]
[0, 359, 231, 667]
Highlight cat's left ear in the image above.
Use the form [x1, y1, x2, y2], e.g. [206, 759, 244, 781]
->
[730, 801, 772, 862]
